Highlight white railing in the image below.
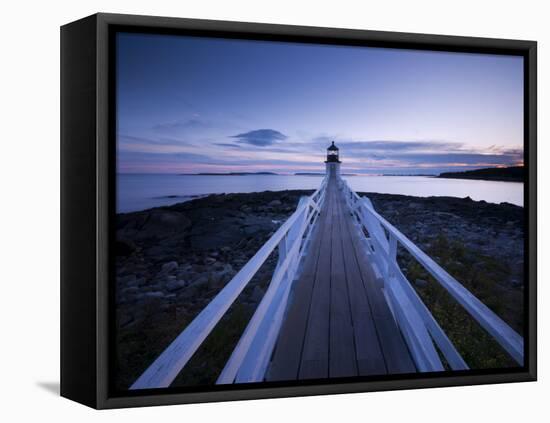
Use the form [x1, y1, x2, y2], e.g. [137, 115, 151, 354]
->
[339, 177, 524, 370]
[131, 178, 328, 389]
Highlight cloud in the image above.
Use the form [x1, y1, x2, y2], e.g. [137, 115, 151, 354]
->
[152, 118, 212, 133]
[324, 139, 523, 166]
[118, 131, 523, 175]
[214, 143, 242, 149]
[230, 129, 288, 146]
[117, 150, 218, 164]
[118, 134, 191, 147]
[337, 140, 463, 152]
[311, 135, 336, 145]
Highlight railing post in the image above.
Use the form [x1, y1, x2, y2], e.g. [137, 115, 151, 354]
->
[277, 234, 288, 269]
[388, 233, 397, 278]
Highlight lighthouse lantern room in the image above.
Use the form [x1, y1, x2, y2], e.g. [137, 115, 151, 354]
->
[325, 141, 341, 177]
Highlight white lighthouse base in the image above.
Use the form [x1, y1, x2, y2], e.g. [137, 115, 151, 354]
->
[325, 162, 341, 178]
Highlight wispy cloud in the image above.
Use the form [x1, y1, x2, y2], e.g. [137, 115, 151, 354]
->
[321, 139, 523, 167]
[151, 118, 212, 133]
[231, 129, 288, 146]
[213, 143, 242, 149]
[119, 134, 191, 148]
[337, 140, 463, 152]
[118, 131, 523, 175]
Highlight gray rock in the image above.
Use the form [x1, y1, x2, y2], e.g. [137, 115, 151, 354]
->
[118, 274, 136, 285]
[145, 245, 167, 258]
[161, 261, 178, 273]
[250, 285, 265, 303]
[414, 279, 428, 288]
[510, 278, 523, 288]
[144, 291, 165, 299]
[135, 277, 147, 287]
[122, 286, 140, 295]
[243, 225, 264, 236]
[268, 199, 282, 207]
[131, 210, 191, 241]
[192, 275, 210, 288]
[166, 280, 187, 292]
[205, 257, 217, 265]
[209, 271, 225, 287]
[189, 221, 243, 250]
[209, 264, 234, 287]
[179, 284, 201, 299]
[192, 264, 205, 273]
[116, 239, 136, 256]
[119, 313, 135, 328]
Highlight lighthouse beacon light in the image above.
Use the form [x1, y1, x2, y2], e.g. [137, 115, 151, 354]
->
[325, 141, 341, 177]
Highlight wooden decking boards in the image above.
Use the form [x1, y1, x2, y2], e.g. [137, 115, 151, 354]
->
[267, 175, 415, 381]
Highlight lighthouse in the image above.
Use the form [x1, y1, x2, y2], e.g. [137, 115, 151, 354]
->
[325, 141, 341, 177]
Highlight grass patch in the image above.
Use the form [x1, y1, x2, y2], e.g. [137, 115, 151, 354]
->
[400, 233, 522, 369]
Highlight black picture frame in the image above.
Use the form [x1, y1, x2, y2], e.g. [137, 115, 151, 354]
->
[61, 12, 537, 409]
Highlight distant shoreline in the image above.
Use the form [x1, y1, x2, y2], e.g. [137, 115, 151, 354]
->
[437, 166, 524, 183]
[179, 172, 359, 176]
[119, 168, 524, 183]
[179, 172, 278, 176]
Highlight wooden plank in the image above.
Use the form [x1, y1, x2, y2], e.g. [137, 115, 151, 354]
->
[298, 182, 335, 379]
[328, 187, 358, 378]
[348, 216, 417, 374]
[266, 202, 328, 381]
[269, 176, 417, 381]
[339, 197, 388, 376]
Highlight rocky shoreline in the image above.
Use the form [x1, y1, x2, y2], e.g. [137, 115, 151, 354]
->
[115, 190, 314, 389]
[115, 189, 524, 389]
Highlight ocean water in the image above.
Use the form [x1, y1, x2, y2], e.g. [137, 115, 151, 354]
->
[117, 174, 524, 213]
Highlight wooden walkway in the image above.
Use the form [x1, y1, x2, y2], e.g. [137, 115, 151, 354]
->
[267, 174, 416, 380]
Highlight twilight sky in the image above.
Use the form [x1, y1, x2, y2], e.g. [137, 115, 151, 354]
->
[116, 32, 524, 174]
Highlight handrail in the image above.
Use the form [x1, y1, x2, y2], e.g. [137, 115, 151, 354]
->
[131, 178, 328, 389]
[339, 177, 524, 367]
[217, 190, 326, 383]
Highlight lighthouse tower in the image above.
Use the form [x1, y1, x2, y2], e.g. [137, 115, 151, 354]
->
[325, 141, 341, 177]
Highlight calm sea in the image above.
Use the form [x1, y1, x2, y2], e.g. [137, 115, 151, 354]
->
[117, 174, 524, 213]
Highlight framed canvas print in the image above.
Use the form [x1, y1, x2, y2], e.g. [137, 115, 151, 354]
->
[60, 13, 537, 409]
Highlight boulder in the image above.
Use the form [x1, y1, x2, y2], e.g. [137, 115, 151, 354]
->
[135, 277, 147, 287]
[118, 313, 135, 328]
[116, 239, 136, 256]
[189, 221, 244, 251]
[414, 279, 428, 288]
[118, 274, 136, 286]
[166, 280, 187, 292]
[161, 261, 178, 273]
[209, 265, 234, 287]
[144, 291, 164, 299]
[122, 286, 139, 295]
[192, 275, 210, 289]
[204, 257, 217, 265]
[138, 210, 191, 240]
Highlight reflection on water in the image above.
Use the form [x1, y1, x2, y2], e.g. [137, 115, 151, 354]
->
[117, 174, 523, 213]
